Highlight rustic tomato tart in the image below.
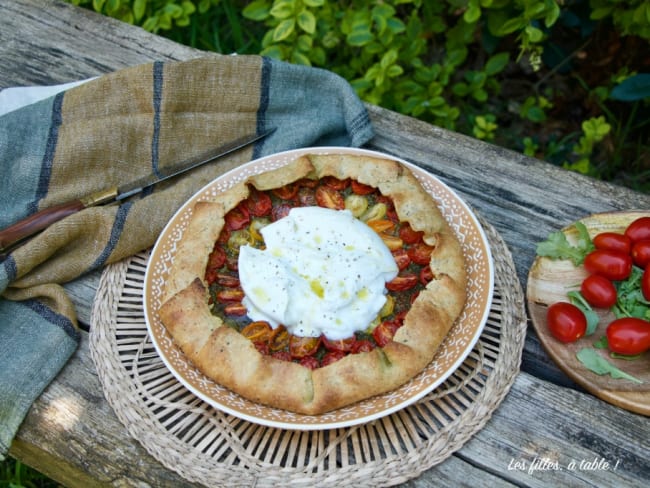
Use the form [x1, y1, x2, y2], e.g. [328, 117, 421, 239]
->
[158, 153, 467, 415]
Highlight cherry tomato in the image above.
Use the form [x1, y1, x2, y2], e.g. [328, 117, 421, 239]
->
[321, 176, 350, 190]
[268, 325, 290, 352]
[321, 350, 346, 366]
[580, 274, 617, 308]
[271, 351, 292, 361]
[297, 187, 317, 206]
[367, 219, 395, 233]
[386, 274, 419, 291]
[592, 232, 631, 254]
[241, 321, 272, 342]
[351, 339, 374, 353]
[631, 240, 650, 269]
[225, 203, 250, 230]
[372, 319, 401, 347]
[399, 223, 424, 244]
[392, 248, 411, 270]
[642, 266, 650, 301]
[215, 273, 240, 288]
[271, 203, 292, 221]
[299, 356, 320, 369]
[351, 180, 375, 195]
[583, 249, 632, 281]
[606, 317, 650, 355]
[224, 302, 247, 316]
[546, 302, 587, 343]
[289, 335, 321, 358]
[315, 186, 345, 210]
[625, 216, 650, 244]
[245, 187, 272, 217]
[322, 336, 355, 352]
[271, 183, 299, 200]
[216, 289, 244, 303]
[407, 242, 435, 265]
[205, 246, 226, 284]
[420, 266, 434, 285]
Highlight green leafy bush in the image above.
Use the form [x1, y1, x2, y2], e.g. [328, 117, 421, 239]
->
[66, 0, 650, 191]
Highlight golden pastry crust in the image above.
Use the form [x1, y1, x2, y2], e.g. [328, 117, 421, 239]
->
[158, 153, 467, 415]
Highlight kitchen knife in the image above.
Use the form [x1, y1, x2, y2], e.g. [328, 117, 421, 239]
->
[0, 128, 275, 254]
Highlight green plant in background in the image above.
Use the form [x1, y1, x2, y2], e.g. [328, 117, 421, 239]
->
[564, 115, 612, 175]
[0, 457, 58, 488]
[61, 0, 650, 194]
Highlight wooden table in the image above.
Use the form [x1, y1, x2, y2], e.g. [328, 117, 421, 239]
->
[2, 1, 649, 486]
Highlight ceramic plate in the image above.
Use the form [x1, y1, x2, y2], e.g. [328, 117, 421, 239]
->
[528, 211, 650, 416]
[144, 147, 494, 430]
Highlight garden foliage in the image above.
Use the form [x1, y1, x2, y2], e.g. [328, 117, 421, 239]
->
[67, 0, 649, 191]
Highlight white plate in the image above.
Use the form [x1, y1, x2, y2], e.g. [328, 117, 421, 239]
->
[143, 147, 494, 430]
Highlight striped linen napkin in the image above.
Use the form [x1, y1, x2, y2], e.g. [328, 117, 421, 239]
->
[0, 55, 373, 458]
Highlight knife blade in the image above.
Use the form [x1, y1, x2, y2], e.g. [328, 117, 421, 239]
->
[0, 128, 275, 254]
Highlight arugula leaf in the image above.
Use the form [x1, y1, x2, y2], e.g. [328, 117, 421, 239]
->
[613, 266, 650, 320]
[536, 222, 594, 266]
[576, 348, 643, 384]
[567, 290, 600, 335]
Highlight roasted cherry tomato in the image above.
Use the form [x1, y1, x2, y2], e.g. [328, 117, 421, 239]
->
[631, 240, 650, 269]
[315, 186, 345, 210]
[216, 289, 245, 303]
[625, 216, 650, 244]
[224, 302, 247, 316]
[592, 232, 631, 254]
[299, 356, 320, 369]
[351, 339, 374, 353]
[321, 350, 346, 366]
[322, 336, 356, 352]
[643, 266, 650, 301]
[351, 180, 375, 195]
[321, 176, 350, 190]
[225, 203, 250, 230]
[272, 351, 292, 361]
[399, 223, 424, 244]
[392, 248, 411, 270]
[583, 249, 633, 281]
[268, 325, 290, 352]
[289, 335, 321, 358]
[271, 203, 292, 221]
[386, 274, 419, 291]
[407, 242, 435, 265]
[420, 266, 434, 285]
[245, 187, 272, 217]
[215, 273, 240, 288]
[372, 319, 401, 347]
[580, 274, 617, 308]
[241, 321, 272, 342]
[271, 183, 299, 200]
[546, 302, 587, 343]
[606, 317, 650, 355]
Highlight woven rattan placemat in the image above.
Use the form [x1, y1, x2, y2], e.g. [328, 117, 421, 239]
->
[90, 215, 526, 487]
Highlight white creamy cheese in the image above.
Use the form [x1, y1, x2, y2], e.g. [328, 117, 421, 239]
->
[238, 207, 399, 340]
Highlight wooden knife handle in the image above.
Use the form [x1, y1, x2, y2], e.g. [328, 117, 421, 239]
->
[0, 200, 85, 252]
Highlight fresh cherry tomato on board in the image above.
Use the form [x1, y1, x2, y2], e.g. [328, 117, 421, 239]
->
[606, 317, 650, 355]
[631, 240, 650, 269]
[592, 232, 631, 255]
[643, 266, 650, 301]
[624, 216, 650, 244]
[546, 302, 587, 343]
[583, 249, 633, 281]
[580, 274, 617, 308]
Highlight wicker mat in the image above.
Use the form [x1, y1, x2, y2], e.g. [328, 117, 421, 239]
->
[89, 215, 526, 487]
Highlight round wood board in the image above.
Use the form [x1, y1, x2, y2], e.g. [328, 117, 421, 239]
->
[527, 210, 650, 416]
